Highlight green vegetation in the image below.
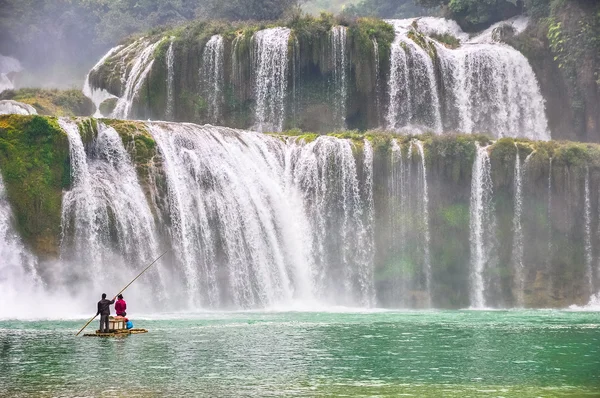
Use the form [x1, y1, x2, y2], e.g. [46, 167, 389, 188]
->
[102, 119, 158, 181]
[0, 115, 70, 257]
[429, 32, 461, 48]
[0, 89, 95, 117]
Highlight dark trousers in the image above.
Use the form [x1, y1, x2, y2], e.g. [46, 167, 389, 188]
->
[99, 314, 109, 333]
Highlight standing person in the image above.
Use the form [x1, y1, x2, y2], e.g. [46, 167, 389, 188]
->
[96, 293, 115, 333]
[115, 294, 127, 317]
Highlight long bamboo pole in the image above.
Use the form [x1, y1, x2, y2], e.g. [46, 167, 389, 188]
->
[75, 250, 169, 336]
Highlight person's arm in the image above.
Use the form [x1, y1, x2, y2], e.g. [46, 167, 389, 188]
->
[124, 301, 127, 311]
[96, 302, 101, 316]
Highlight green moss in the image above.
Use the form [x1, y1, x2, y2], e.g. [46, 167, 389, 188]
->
[429, 33, 461, 49]
[349, 17, 395, 96]
[102, 119, 157, 181]
[99, 98, 118, 117]
[0, 89, 95, 117]
[0, 115, 70, 257]
[407, 30, 437, 59]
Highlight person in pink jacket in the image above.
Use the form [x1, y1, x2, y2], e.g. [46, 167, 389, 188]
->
[115, 294, 127, 317]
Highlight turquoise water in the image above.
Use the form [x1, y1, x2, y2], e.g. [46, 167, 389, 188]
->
[1, 310, 599, 397]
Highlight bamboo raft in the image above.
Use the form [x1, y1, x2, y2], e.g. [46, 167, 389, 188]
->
[84, 328, 148, 337]
[83, 316, 147, 337]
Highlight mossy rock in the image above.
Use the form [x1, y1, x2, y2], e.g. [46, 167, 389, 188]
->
[0, 115, 70, 257]
[0, 89, 95, 117]
[99, 98, 118, 117]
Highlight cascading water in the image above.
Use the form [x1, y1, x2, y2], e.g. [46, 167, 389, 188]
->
[201, 35, 225, 124]
[386, 19, 443, 133]
[286, 136, 375, 307]
[59, 119, 163, 299]
[415, 140, 432, 305]
[165, 40, 175, 120]
[111, 39, 161, 119]
[388, 139, 407, 303]
[436, 43, 548, 139]
[547, 157, 553, 272]
[147, 123, 317, 308]
[584, 167, 593, 296]
[384, 17, 549, 139]
[0, 171, 41, 316]
[252, 28, 291, 132]
[359, 140, 376, 306]
[83, 45, 123, 117]
[512, 148, 524, 306]
[511, 148, 535, 306]
[372, 38, 382, 126]
[469, 144, 496, 308]
[85, 16, 551, 137]
[330, 26, 348, 130]
[385, 140, 432, 307]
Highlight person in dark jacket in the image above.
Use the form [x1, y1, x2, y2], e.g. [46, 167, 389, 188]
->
[97, 293, 115, 333]
[115, 294, 127, 317]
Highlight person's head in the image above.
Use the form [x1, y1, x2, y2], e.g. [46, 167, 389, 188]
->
[102, 293, 107, 299]
[118, 294, 123, 300]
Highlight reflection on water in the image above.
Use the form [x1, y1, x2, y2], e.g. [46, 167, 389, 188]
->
[0, 310, 599, 397]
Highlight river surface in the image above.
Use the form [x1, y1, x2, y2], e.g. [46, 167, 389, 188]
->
[0, 310, 599, 397]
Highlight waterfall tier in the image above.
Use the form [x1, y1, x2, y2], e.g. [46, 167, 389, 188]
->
[5, 116, 600, 316]
[85, 17, 549, 139]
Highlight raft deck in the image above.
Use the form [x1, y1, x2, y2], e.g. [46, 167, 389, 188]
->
[84, 328, 148, 337]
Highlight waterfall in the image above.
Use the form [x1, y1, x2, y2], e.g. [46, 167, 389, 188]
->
[201, 35, 225, 124]
[386, 20, 443, 133]
[469, 144, 495, 308]
[0, 171, 41, 315]
[511, 148, 535, 306]
[252, 28, 291, 132]
[148, 123, 321, 308]
[112, 39, 161, 119]
[330, 26, 348, 130]
[372, 38, 382, 126]
[287, 136, 375, 306]
[436, 43, 548, 140]
[59, 119, 162, 296]
[415, 141, 432, 305]
[49, 120, 381, 310]
[386, 32, 410, 130]
[83, 45, 123, 117]
[382, 17, 550, 139]
[388, 139, 406, 303]
[584, 167, 593, 297]
[165, 40, 175, 120]
[547, 157, 553, 272]
[360, 140, 376, 306]
[386, 139, 432, 307]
